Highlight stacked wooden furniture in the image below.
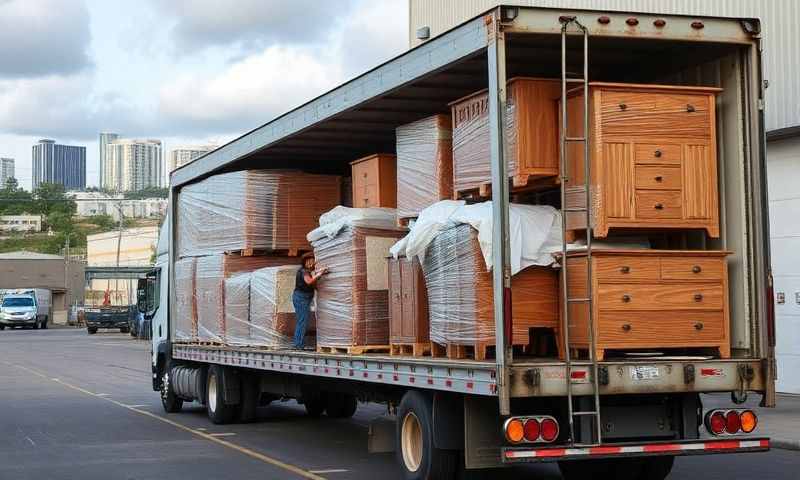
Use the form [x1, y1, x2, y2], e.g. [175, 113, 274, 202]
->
[423, 224, 560, 361]
[177, 170, 341, 257]
[174, 257, 197, 342]
[563, 83, 721, 238]
[223, 273, 252, 345]
[388, 256, 430, 356]
[564, 250, 730, 360]
[450, 78, 560, 198]
[195, 253, 300, 343]
[312, 225, 405, 354]
[250, 266, 316, 348]
[350, 154, 397, 208]
[395, 115, 453, 223]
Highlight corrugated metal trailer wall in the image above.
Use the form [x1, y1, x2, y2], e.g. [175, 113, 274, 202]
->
[409, 0, 799, 132]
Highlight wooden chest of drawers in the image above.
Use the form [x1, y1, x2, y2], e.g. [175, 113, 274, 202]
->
[351, 154, 397, 208]
[563, 83, 721, 238]
[450, 78, 560, 197]
[564, 250, 730, 360]
[388, 256, 430, 355]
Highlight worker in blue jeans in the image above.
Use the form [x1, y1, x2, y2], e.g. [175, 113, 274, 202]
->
[293, 253, 328, 349]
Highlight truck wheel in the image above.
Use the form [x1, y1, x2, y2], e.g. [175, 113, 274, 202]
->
[326, 393, 357, 419]
[238, 373, 259, 423]
[640, 456, 674, 480]
[396, 391, 456, 480]
[0, 325, 4, 330]
[87, 327, 98, 334]
[304, 393, 327, 418]
[33, 321, 39, 330]
[161, 370, 184, 413]
[42, 317, 48, 329]
[120, 326, 130, 334]
[207, 365, 237, 424]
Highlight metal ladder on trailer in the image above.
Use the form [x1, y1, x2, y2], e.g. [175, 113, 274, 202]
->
[558, 16, 603, 446]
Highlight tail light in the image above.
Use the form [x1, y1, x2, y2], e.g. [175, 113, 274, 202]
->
[705, 409, 758, 435]
[504, 416, 559, 444]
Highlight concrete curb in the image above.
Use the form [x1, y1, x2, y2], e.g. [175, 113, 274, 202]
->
[771, 437, 800, 451]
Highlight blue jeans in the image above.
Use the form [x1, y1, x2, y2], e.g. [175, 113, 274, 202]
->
[292, 290, 314, 348]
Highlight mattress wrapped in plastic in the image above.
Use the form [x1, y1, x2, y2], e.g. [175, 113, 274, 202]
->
[195, 253, 301, 343]
[450, 78, 560, 194]
[308, 207, 405, 348]
[395, 114, 453, 219]
[422, 223, 559, 348]
[224, 273, 252, 346]
[174, 257, 197, 342]
[250, 266, 316, 348]
[177, 170, 341, 257]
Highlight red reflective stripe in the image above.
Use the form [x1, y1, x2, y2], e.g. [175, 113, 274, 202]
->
[642, 444, 681, 453]
[700, 368, 724, 377]
[590, 446, 623, 455]
[571, 370, 587, 380]
[536, 449, 567, 458]
[704, 440, 743, 450]
[760, 439, 770, 448]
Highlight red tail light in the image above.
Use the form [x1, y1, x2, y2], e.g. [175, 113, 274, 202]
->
[707, 411, 726, 435]
[540, 418, 560, 442]
[503, 416, 559, 444]
[705, 409, 758, 436]
[523, 419, 540, 442]
[725, 411, 742, 433]
[741, 410, 758, 433]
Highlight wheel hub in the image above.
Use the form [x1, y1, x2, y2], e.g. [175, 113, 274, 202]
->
[208, 374, 218, 413]
[401, 412, 423, 472]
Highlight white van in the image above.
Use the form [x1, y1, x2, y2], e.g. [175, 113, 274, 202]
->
[0, 288, 52, 330]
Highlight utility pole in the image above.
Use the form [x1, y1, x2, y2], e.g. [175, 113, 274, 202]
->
[114, 200, 124, 300]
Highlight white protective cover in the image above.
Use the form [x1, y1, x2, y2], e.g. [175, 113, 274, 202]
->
[391, 200, 562, 275]
[307, 206, 403, 242]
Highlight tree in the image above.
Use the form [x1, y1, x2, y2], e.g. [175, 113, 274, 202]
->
[124, 186, 168, 199]
[33, 183, 76, 218]
[86, 214, 116, 231]
[0, 177, 34, 215]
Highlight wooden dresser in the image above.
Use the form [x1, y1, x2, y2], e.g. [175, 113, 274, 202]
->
[351, 154, 397, 208]
[564, 249, 730, 360]
[388, 256, 430, 355]
[563, 83, 722, 238]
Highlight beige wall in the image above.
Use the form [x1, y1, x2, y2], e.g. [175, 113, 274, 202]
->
[87, 226, 158, 267]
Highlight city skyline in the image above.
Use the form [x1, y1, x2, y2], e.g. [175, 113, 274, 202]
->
[0, 157, 14, 185]
[104, 138, 163, 192]
[31, 139, 86, 190]
[168, 144, 218, 173]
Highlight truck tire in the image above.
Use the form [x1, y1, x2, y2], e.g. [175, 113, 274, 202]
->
[0, 325, 4, 330]
[87, 327, 98, 334]
[207, 365, 237, 425]
[33, 321, 39, 330]
[237, 373, 259, 423]
[640, 456, 674, 480]
[559, 459, 644, 480]
[326, 393, 357, 419]
[161, 370, 184, 413]
[396, 391, 456, 480]
[120, 326, 130, 334]
[41, 317, 48, 329]
[303, 393, 327, 418]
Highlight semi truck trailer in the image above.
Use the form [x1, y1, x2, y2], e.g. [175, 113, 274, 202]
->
[145, 6, 774, 478]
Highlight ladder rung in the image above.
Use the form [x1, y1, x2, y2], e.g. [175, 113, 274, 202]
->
[567, 297, 591, 303]
[564, 207, 587, 212]
[565, 137, 586, 142]
[565, 78, 586, 84]
[573, 411, 600, 416]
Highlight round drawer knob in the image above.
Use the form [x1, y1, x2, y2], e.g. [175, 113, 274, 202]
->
[692, 265, 702, 273]
[686, 104, 696, 113]
[654, 149, 662, 158]
[622, 294, 632, 303]
[619, 103, 628, 111]
[654, 176, 663, 182]
[622, 324, 632, 332]
[654, 203, 664, 210]
[694, 322, 704, 331]
[694, 293, 704, 302]
[620, 266, 630, 274]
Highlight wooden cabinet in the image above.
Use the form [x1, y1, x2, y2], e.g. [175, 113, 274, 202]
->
[564, 83, 721, 238]
[450, 78, 560, 197]
[351, 154, 397, 208]
[388, 256, 430, 355]
[564, 250, 730, 360]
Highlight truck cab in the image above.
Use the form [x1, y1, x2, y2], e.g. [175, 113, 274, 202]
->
[0, 294, 39, 330]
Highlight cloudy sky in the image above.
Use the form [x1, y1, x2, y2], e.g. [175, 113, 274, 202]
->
[0, 0, 408, 190]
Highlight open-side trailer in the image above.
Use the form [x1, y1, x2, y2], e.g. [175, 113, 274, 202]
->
[145, 6, 774, 478]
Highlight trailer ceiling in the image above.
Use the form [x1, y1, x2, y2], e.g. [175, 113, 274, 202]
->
[170, 7, 753, 188]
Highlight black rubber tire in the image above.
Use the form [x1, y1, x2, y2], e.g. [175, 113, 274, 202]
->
[120, 326, 130, 334]
[640, 456, 675, 480]
[206, 365, 238, 425]
[326, 393, 358, 419]
[0, 325, 4, 330]
[237, 373, 259, 423]
[33, 321, 39, 330]
[559, 458, 644, 480]
[160, 369, 184, 413]
[396, 390, 457, 480]
[304, 393, 327, 418]
[87, 327, 98, 334]
[41, 317, 48, 329]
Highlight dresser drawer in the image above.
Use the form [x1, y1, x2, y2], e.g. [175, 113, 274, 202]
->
[634, 143, 682, 165]
[635, 166, 681, 190]
[595, 256, 659, 282]
[635, 191, 682, 219]
[597, 283, 725, 311]
[660, 257, 725, 282]
[597, 310, 725, 343]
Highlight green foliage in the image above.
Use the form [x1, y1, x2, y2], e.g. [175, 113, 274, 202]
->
[124, 186, 168, 199]
[85, 214, 116, 231]
[33, 183, 76, 218]
[0, 177, 34, 215]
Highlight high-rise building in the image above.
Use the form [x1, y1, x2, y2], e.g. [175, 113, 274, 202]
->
[168, 145, 217, 173]
[98, 132, 120, 189]
[31, 139, 86, 190]
[0, 158, 14, 186]
[104, 139, 163, 192]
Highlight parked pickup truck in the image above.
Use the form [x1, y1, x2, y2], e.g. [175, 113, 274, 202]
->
[85, 305, 134, 334]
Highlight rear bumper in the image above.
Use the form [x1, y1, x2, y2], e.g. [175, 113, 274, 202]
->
[502, 438, 769, 463]
[85, 316, 129, 328]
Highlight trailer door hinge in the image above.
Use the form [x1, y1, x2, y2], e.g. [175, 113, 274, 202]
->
[598, 366, 609, 386]
[684, 364, 696, 384]
[523, 368, 540, 387]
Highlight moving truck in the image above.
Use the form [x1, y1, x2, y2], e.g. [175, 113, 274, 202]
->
[145, 7, 774, 479]
[0, 288, 52, 330]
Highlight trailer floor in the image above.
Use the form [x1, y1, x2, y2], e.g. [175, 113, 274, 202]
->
[0, 329, 788, 480]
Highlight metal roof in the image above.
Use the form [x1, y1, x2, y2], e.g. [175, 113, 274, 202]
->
[0, 251, 64, 260]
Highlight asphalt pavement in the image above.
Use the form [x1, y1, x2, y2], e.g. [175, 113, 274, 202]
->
[0, 328, 796, 480]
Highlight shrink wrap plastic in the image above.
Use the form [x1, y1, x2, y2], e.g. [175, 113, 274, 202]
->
[391, 200, 562, 275]
[177, 170, 341, 257]
[396, 115, 453, 219]
[249, 266, 316, 348]
[309, 207, 405, 347]
[223, 273, 251, 345]
[174, 257, 197, 341]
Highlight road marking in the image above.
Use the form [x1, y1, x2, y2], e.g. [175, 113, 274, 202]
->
[95, 393, 111, 397]
[25, 436, 36, 447]
[12, 363, 326, 480]
[125, 404, 148, 408]
[210, 432, 237, 437]
[309, 469, 349, 474]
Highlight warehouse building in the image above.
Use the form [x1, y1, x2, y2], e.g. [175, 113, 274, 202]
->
[408, 0, 800, 394]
